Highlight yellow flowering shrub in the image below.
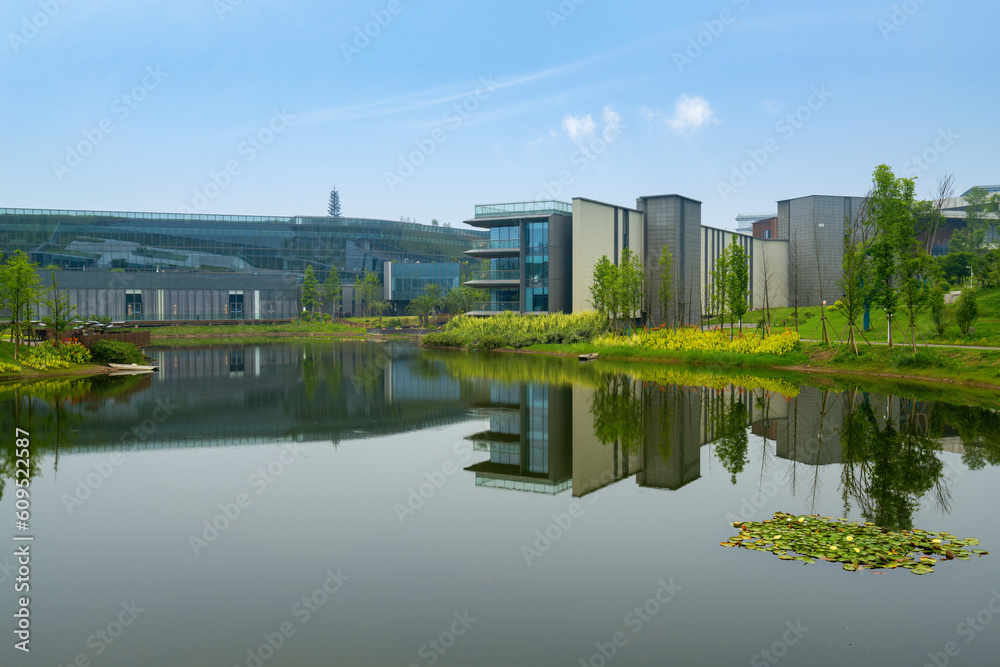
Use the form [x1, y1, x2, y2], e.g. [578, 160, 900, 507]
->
[596, 327, 800, 357]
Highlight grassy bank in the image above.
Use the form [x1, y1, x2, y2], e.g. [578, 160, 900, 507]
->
[722, 287, 1000, 347]
[0, 341, 108, 382]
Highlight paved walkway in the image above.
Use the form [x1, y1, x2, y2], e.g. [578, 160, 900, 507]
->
[800, 339, 1000, 351]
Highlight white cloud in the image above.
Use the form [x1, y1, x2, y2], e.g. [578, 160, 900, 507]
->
[601, 107, 621, 140]
[562, 113, 596, 141]
[666, 94, 716, 135]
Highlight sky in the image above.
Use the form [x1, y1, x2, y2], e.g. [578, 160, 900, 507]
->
[1, 0, 997, 231]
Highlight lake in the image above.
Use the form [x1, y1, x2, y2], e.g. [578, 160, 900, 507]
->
[1, 340, 999, 666]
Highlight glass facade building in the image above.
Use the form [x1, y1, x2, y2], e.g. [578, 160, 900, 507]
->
[0, 207, 485, 321]
[384, 261, 460, 301]
[463, 201, 572, 314]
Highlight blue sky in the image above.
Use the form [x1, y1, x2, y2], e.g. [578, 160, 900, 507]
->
[1, 0, 997, 230]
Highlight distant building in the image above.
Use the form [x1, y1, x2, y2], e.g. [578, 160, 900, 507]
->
[0, 207, 484, 321]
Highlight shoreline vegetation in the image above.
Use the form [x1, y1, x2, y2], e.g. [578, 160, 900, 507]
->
[4, 309, 1000, 393]
[420, 310, 1000, 391]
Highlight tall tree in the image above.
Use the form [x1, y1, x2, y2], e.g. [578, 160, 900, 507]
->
[657, 245, 673, 327]
[838, 198, 874, 355]
[1, 250, 42, 359]
[41, 267, 78, 346]
[868, 164, 915, 349]
[357, 270, 382, 317]
[589, 256, 619, 332]
[322, 269, 342, 317]
[710, 245, 730, 330]
[301, 265, 320, 313]
[618, 248, 645, 333]
[328, 187, 342, 217]
[725, 242, 749, 336]
[962, 186, 990, 254]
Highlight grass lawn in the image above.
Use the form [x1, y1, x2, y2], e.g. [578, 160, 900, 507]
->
[714, 287, 1000, 348]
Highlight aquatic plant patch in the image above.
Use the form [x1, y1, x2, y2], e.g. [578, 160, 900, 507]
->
[723, 512, 989, 575]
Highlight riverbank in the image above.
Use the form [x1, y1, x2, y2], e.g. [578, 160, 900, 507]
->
[504, 341, 1000, 390]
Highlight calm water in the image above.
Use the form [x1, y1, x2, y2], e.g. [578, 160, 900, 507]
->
[2, 340, 999, 666]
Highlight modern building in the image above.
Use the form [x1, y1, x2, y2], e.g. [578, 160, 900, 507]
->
[463, 195, 781, 324]
[777, 195, 866, 308]
[1, 207, 485, 320]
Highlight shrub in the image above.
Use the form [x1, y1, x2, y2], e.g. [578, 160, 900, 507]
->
[387, 317, 403, 328]
[803, 311, 815, 320]
[0, 361, 22, 374]
[21, 343, 70, 370]
[57, 341, 91, 364]
[424, 311, 604, 349]
[833, 300, 845, 310]
[955, 288, 979, 336]
[937, 281, 952, 293]
[928, 286, 946, 335]
[826, 305, 837, 312]
[90, 340, 145, 365]
[594, 327, 800, 357]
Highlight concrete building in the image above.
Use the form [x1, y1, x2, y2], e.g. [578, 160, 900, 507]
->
[777, 195, 866, 308]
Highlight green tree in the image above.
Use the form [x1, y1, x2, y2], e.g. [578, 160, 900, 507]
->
[618, 248, 645, 333]
[406, 293, 437, 327]
[657, 245, 673, 327]
[868, 164, 915, 349]
[898, 250, 933, 352]
[928, 285, 946, 335]
[328, 187, 342, 217]
[322, 269, 342, 317]
[41, 267, 78, 345]
[710, 245, 730, 329]
[1, 250, 42, 360]
[302, 265, 320, 313]
[839, 237, 873, 355]
[955, 287, 978, 336]
[589, 256, 619, 332]
[356, 270, 382, 317]
[962, 186, 990, 254]
[443, 286, 482, 315]
[725, 243, 749, 336]
[371, 300, 390, 325]
[937, 251, 975, 285]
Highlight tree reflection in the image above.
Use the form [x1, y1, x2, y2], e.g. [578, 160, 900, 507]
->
[712, 392, 750, 485]
[590, 373, 644, 454]
[839, 392, 943, 530]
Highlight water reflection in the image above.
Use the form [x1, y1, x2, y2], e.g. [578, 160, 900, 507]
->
[2, 342, 999, 531]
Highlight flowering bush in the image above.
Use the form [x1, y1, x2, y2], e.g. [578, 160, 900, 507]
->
[56, 341, 92, 364]
[0, 362, 22, 374]
[21, 343, 70, 370]
[424, 311, 604, 349]
[595, 327, 800, 357]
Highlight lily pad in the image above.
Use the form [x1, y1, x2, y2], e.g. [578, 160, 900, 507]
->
[725, 512, 989, 576]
